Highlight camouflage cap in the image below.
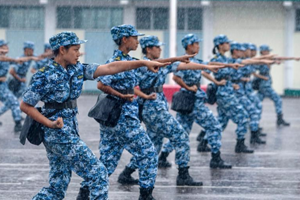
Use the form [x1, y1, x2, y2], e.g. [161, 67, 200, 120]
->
[230, 41, 241, 51]
[213, 35, 231, 46]
[259, 44, 272, 52]
[111, 24, 144, 41]
[242, 43, 251, 50]
[0, 39, 8, 47]
[49, 31, 87, 51]
[249, 43, 257, 51]
[44, 43, 51, 50]
[139, 36, 164, 49]
[181, 34, 202, 49]
[24, 41, 35, 50]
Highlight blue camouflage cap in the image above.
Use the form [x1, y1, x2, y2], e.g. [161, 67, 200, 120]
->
[24, 41, 35, 50]
[139, 36, 164, 49]
[111, 24, 144, 41]
[249, 43, 257, 51]
[0, 39, 8, 47]
[242, 43, 251, 50]
[259, 44, 272, 52]
[230, 41, 241, 51]
[44, 43, 51, 50]
[181, 34, 202, 49]
[49, 31, 87, 51]
[213, 35, 232, 46]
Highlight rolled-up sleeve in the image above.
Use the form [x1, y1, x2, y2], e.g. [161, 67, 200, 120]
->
[82, 63, 99, 81]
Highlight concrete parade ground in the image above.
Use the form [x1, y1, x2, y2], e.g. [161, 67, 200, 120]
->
[0, 96, 300, 200]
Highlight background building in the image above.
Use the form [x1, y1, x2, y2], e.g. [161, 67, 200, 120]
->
[0, 0, 299, 95]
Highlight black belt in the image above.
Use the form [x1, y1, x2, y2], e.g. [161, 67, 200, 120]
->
[116, 88, 134, 95]
[216, 77, 231, 82]
[141, 86, 163, 94]
[231, 80, 242, 84]
[187, 83, 200, 88]
[44, 100, 77, 109]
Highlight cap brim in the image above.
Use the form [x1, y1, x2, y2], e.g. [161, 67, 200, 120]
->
[157, 42, 165, 46]
[132, 33, 145, 37]
[77, 40, 88, 44]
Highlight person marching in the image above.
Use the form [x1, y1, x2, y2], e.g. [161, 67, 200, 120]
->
[77, 25, 170, 200]
[153, 34, 232, 170]
[0, 40, 33, 132]
[255, 44, 299, 126]
[20, 31, 165, 200]
[209, 35, 254, 153]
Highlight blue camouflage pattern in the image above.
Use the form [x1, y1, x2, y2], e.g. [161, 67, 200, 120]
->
[0, 39, 8, 47]
[162, 57, 222, 154]
[0, 61, 22, 122]
[44, 43, 51, 51]
[24, 41, 35, 50]
[96, 50, 158, 189]
[181, 34, 202, 49]
[259, 44, 272, 52]
[33, 57, 50, 71]
[250, 43, 257, 51]
[139, 36, 164, 49]
[111, 24, 144, 41]
[213, 35, 231, 46]
[210, 53, 248, 139]
[126, 56, 190, 169]
[23, 59, 109, 200]
[49, 32, 87, 51]
[256, 64, 282, 114]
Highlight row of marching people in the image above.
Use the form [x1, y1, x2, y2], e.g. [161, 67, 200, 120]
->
[0, 41, 52, 132]
[15, 24, 298, 200]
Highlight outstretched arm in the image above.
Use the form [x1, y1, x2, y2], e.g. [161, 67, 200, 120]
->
[93, 60, 170, 78]
[177, 62, 225, 73]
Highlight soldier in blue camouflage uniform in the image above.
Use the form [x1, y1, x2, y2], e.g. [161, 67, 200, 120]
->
[159, 34, 231, 169]
[209, 35, 254, 153]
[31, 43, 52, 73]
[8, 41, 36, 98]
[0, 40, 23, 132]
[256, 45, 290, 126]
[116, 35, 220, 188]
[21, 31, 163, 200]
[228, 42, 266, 144]
[76, 25, 167, 200]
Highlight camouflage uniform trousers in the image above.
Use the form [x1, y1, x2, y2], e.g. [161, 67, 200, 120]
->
[257, 86, 282, 114]
[32, 140, 109, 200]
[216, 94, 249, 139]
[0, 82, 22, 122]
[99, 113, 158, 189]
[235, 94, 259, 132]
[246, 92, 262, 121]
[13, 81, 27, 98]
[127, 105, 190, 169]
[162, 98, 222, 154]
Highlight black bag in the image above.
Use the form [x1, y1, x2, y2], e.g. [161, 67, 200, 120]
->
[252, 78, 261, 90]
[88, 94, 125, 127]
[171, 90, 196, 114]
[8, 77, 21, 93]
[20, 107, 58, 145]
[206, 83, 218, 105]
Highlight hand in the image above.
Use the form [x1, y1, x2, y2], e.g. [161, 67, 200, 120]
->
[0, 77, 6, 82]
[188, 85, 198, 92]
[20, 78, 26, 82]
[50, 117, 64, 129]
[31, 56, 41, 61]
[121, 94, 134, 102]
[242, 77, 250, 82]
[275, 60, 281, 65]
[0, 49, 8, 54]
[207, 65, 225, 73]
[228, 63, 244, 70]
[295, 57, 300, 61]
[146, 93, 157, 100]
[232, 84, 240, 90]
[144, 61, 171, 73]
[177, 54, 196, 63]
[216, 79, 226, 86]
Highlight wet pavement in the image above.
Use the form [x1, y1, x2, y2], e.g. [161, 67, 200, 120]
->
[0, 96, 300, 200]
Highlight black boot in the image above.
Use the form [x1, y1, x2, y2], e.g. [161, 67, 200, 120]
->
[197, 139, 211, 152]
[158, 152, 172, 168]
[76, 186, 90, 200]
[14, 121, 22, 132]
[258, 127, 263, 131]
[196, 130, 206, 142]
[250, 130, 266, 144]
[235, 139, 254, 153]
[118, 166, 138, 185]
[210, 151, 232, 169]
[258, 130, 267, 137]
[0, 121, 2, 126]
[176, 166, 203, 186]
[139, 187, 155, 200]
[277, 113, 290, 126]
